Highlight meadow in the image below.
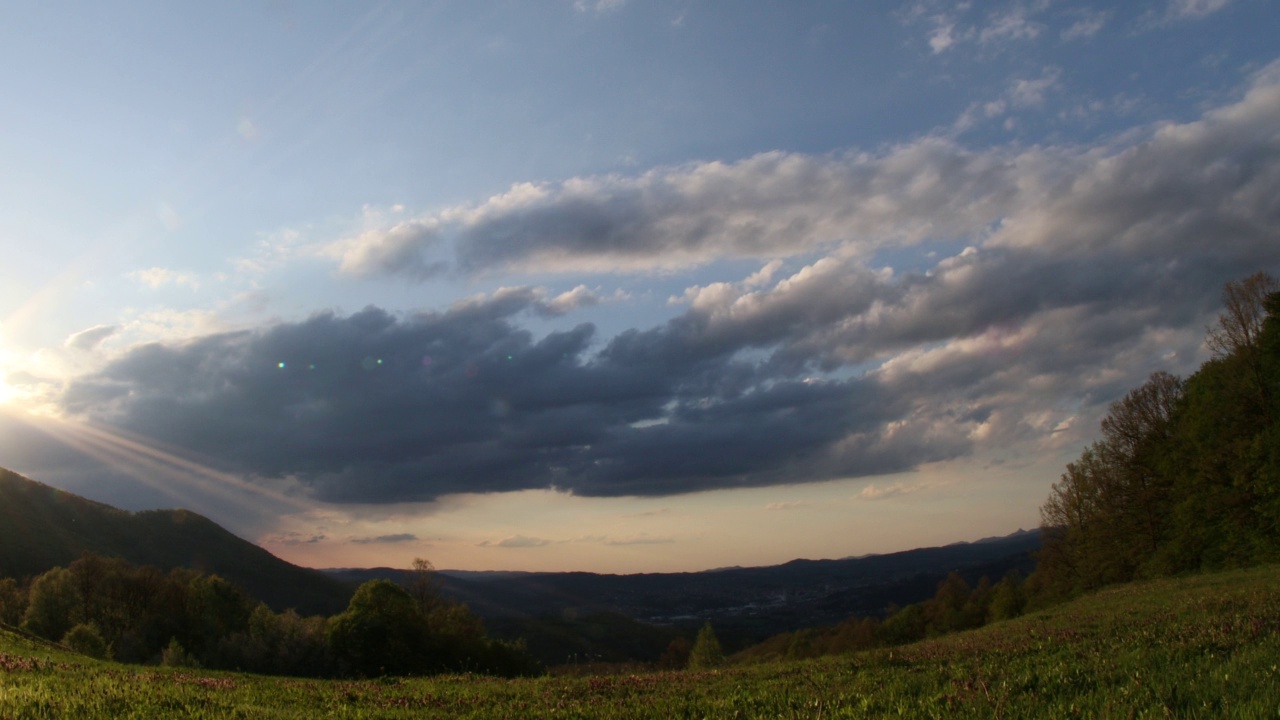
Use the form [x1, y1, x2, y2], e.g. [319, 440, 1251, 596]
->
[1, 564, 1277, 719]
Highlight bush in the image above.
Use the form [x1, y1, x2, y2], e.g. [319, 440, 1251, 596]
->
[62, 623, 109, 660]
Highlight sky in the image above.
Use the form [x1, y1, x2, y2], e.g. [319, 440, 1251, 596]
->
[1, 0, 1278, 574]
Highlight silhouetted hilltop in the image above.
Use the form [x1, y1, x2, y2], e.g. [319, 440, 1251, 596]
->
[0, 467, 353, 615]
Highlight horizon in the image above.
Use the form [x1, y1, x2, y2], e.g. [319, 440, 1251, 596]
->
[1, 1, 1278, 574]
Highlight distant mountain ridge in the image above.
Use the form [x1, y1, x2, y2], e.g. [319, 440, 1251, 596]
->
[0, 467, 353, 615]
[329, 528, 1042, 649]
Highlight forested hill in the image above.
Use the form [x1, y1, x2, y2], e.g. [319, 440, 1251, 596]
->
[1036, 272, 1280, 595]
[0, 468, 353, 615]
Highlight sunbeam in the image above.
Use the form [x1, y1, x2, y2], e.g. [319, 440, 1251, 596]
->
[0, 403, 317, 525]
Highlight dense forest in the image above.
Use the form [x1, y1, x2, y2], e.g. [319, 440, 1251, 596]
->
[0, 555, 538, 678]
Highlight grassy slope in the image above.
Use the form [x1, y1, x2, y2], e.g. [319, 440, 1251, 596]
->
[1, 565, 1278, 719]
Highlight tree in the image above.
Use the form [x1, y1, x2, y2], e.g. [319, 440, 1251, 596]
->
[1206, 271, 1279, 419]
[687, 622, 724, 670]
[161, 636, 200, 668]
[0, 578, 26, 627]
[21, 567, 83, 641]
[1207, 271, 1278, 359]
[986, 572, 1026, 623]
[408, 557, 442, 616]
[1098, 371, 1184, 558]
[327, 580, 430, 677]
[924, 572, 972, 634]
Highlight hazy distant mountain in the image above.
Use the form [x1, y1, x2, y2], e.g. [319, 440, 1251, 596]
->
[330, 528, 1041, 654]
[0, 467, 353, 615]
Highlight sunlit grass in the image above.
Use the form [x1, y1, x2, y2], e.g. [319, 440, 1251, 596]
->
[2, 564, 1278, 718]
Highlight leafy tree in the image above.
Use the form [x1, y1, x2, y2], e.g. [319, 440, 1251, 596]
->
[923, 572, 973, 634]
[21, 567, 83, 641]
[687, 622, 724, 669]
[0, 577, 26, 627]
[878, 604, 926, 645]
[187, 574, 254, 655]
[986, 571, 1026, 623]
[327, 580, 430, 677]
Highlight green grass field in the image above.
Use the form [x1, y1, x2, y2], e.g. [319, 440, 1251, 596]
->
[2, 565, 1278, 719]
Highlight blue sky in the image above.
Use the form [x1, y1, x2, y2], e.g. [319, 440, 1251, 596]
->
[1, 0, 1278, 572]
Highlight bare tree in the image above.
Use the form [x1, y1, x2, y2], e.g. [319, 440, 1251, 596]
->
[1206, 271, 1278, 416]
[1207, 271, 1278, 358]
[409, 557, 441, 616]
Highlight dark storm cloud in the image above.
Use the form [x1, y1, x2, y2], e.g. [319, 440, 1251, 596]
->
[56, 285, 958, 504]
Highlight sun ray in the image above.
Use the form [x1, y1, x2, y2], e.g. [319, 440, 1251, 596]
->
[0, 404, 318, 522]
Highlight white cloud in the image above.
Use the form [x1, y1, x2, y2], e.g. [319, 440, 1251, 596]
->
[929, 22, 960, 53]
[1061, 9, 1109, 40]
[1010, 67, 1062, 109]
[128, 267, 200, 290]
[1167, 0, 1233, 20]
[328, 219, 448, 280]
[65, 325, 119, 352]
[544, 285, 604, 315]
[978, 6, 1043, 45]
[574, 0, 625, 12]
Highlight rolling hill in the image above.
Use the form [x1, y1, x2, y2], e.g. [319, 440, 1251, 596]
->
[0, 467, 353, 615]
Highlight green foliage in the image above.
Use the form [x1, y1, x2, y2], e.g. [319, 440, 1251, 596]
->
[160, 636, 200, 668]
[0, 577, 27, 627]
[21, 566, 83, 641]
[61, 623, 109, 660]
[985, 571, 1026, 623]
[327, 580, 431, 677]
[3, 554, 533, 681]
[0, 565, 1277, 719]
[1036, 272, 1280, 596]
[687, 622, 724, 669]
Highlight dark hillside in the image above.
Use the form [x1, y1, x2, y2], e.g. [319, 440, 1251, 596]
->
[0, 467, 352, 614]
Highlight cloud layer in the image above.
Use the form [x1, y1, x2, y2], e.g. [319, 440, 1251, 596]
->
[56, 63, 1280, 505]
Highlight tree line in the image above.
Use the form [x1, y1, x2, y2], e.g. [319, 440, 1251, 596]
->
[0, 555, 539, 678]
[1036, 271, 1280, 594]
